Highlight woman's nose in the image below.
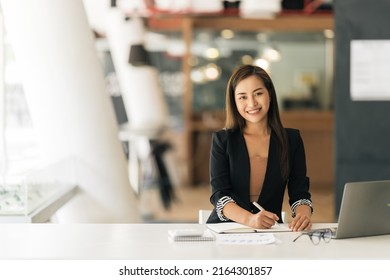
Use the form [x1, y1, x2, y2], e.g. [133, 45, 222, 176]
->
[248, 96, 258, 106]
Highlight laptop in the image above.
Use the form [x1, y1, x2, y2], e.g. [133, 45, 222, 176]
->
[332, 180, 390, 239]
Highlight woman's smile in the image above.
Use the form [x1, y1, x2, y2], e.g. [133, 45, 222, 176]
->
[246, 108, 261, 114]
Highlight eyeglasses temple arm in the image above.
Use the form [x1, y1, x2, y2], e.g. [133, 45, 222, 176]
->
[292, 233, 304, 242]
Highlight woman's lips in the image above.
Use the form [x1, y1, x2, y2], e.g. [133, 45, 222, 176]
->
[246, 108, 261, 114]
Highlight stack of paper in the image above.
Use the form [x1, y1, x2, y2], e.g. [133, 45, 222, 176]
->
[168, 229, 215, 242]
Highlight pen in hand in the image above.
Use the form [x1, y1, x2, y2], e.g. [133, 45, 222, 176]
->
[252, 201, 280, 227]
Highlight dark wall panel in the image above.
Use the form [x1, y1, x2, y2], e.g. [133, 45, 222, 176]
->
[334, 0, 390, 216]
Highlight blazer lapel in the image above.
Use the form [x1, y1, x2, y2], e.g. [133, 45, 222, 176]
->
[230, 130, 251, 207]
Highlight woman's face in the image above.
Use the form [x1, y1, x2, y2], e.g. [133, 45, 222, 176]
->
[234, 75, 270, 126]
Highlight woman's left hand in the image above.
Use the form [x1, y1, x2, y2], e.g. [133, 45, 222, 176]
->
[288, 205, 312, 231]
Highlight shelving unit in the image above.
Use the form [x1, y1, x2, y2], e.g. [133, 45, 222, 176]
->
[148, 14, 334, 185]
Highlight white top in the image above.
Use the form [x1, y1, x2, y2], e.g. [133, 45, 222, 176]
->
[0, 223, 389, 260]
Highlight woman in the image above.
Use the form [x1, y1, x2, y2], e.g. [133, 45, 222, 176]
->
[207, 65, 313, 231]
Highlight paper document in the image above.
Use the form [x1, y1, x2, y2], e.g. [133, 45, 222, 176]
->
[350, 40, 390, 101]
[207, 222, 291, 234]
[216, 233, 277, 245]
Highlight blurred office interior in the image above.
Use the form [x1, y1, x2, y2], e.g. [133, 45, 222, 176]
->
[1, 0, 389, 224]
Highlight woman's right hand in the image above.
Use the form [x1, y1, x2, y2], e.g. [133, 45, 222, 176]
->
[222, 202, 279, 229]
[248, 210, 279, 229]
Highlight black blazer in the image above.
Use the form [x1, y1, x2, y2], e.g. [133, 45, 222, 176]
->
[207, 128, 311, 223]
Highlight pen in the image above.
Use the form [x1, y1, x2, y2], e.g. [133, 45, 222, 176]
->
[252, 201, 265, 211]
[252, 201, 280, 227]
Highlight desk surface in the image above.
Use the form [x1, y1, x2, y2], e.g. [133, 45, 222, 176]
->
[1, 223, 389, 260]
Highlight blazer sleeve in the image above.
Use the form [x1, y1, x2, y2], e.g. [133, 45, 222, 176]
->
[209, 130, 234, 207]
[286, 129, 312, 206]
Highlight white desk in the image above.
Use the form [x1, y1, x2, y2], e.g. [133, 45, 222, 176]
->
[0, 223, 389, 260]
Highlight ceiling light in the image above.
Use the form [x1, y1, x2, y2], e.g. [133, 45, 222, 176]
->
[221, 29, 235, 39]
[204, 47, 220, 60]
[254, 58, 269, 70]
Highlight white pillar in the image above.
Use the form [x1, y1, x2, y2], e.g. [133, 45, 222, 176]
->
[0, 0, 140, 223]
[105, 9, 169, 132]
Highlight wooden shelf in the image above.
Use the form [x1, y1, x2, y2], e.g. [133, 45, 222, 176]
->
[192, 15, 333, 31]
[148, 14, 333, 32]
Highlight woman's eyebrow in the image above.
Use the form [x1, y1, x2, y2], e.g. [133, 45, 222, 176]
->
[235, 87, 264, 95]
[253, 87, 264, 92]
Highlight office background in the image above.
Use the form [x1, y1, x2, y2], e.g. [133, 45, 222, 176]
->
[0, 0, 389, 223]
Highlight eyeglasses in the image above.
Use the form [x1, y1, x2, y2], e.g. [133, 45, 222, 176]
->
[293, 228, 333, 245]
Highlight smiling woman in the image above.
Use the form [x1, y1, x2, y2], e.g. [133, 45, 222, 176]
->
[207, 64, 313, 232]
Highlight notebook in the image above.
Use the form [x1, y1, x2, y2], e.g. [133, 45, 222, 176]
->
[207, 222, 291, 234]
[332, 180, 390, 239]
[168, 229, 215, 241]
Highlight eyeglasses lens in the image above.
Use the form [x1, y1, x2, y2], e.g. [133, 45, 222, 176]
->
[310, 231, 321, 244]
[322, 229, 332, 243]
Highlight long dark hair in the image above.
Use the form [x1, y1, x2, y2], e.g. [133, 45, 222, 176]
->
[225, 64, 290, 180]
